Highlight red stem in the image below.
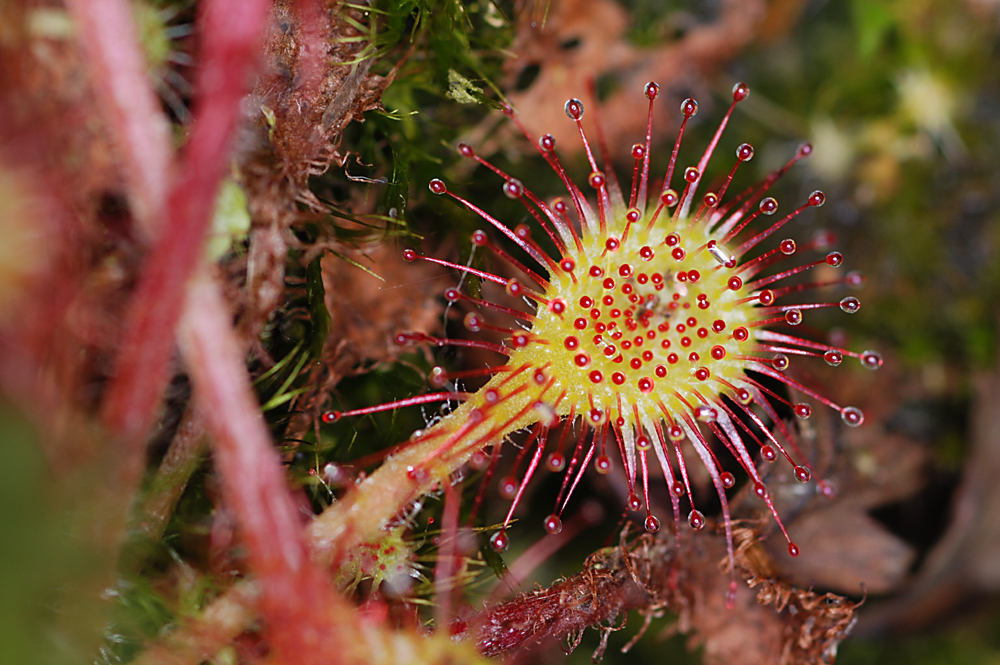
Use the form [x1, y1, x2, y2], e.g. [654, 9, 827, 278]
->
[100, 0, 270, 445]
[181, 274, 347, 665]
[64, 0, 172, 242]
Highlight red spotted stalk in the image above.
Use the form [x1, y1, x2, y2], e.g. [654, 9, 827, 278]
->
[320, 82, 880, 601]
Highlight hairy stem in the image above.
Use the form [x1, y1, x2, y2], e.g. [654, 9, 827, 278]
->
[309, 373, 545, 566]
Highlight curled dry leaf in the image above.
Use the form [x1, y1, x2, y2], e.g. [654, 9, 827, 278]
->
[491, 0, 767, 158]
[282, 243, 448, 441]
[855, 361, 1000, 635]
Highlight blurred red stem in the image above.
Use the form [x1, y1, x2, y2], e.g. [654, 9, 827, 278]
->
[180, 273, 344, 664]
[100, 0, 269, 447]
[64, 0, 171, 242]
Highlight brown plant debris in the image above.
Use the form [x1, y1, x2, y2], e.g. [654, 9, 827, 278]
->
[480, 0, 767, 161]
[234, 0, 390, 344]
[470, 527, 861, 664]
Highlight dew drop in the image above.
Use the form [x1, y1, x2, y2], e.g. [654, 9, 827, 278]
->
[534, 401, 558, 427]
[688, 510, 706, 529]
[429, 366, 448, 387]
[794, 403, 812, 419]
[469, 450, 489, 470]
[759, 197, 778, 215]
[464, 312, 483, 332]
[636, 435, 651, 451]
[808, 190, 826, 207]
[839, 296, 860, 313]
[720, 471, 736, 489]
[644, 514, 661, 533]
[546, 452, 566, 472]
[589, 172, 606, 189]
[733, 326, 749, 342]
[402, 249, 418, 262]
[503, 179, 524, 199]
[595, 455, 612, 474]
[321, 410, 341, 424]
[788, 543, 800, 557]
[407, 465, 430, 483]
[631, 144, 646, 160]
[428, 179, 447, 195]
[490, 531, 509, 553]
[627, 493, 642, 511]
[840, 406, 864, 427]
[681, 98, 698, 116]
[761, 445, 777, 462]
[727, 276, 743, 291]
[732, 82, 750, 101]
[824, 350, 843, 366]
[753, 482, 767, 499]
[684, 166, 700, 183]
[660, 189, 679, 207]
[736, 142, 754, 161]
[784, 309, 803, 326]
[668, 426, 685, 442]
[861, 350, 883, 369]
[780, 239, 796, 255]
[544, 514, 563, 535]
[645, 81, 660, 100]
[457, 143, 475, 158]
[712, 319, 726, 332]
[498, 476, 518, 500]
[539, 134, 556, 151]
[736, 387, 752, 404]
[794, 465, 812, 483]
[671, 480, 686, 496]
[711, 345, 726, 360]
[695, 405, 717, 422]
[638, 377, 654, 393]
[826, 252, 844, 267]
[564, 98, 585, 120]
[772, 353, 789, 371]
[758, 290, 775, 306]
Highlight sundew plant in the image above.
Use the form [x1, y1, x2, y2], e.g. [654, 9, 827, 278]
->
[320, 80, 881, 608]
[13, 0, 976, 664]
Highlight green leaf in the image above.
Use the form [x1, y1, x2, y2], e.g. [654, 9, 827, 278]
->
[306, 255, 331, 359]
